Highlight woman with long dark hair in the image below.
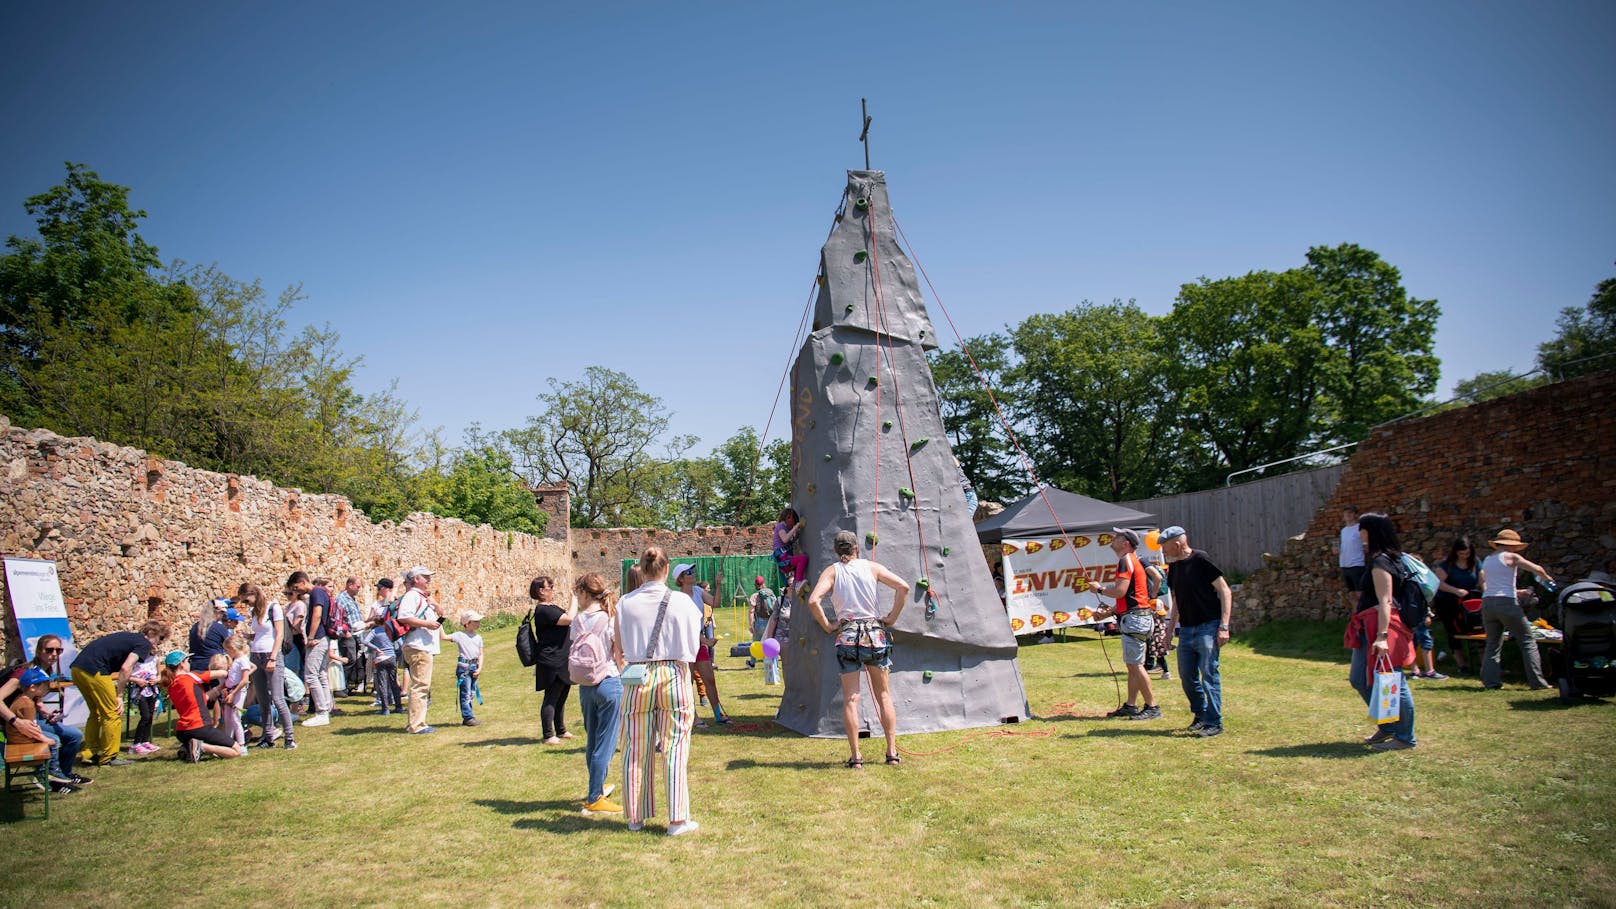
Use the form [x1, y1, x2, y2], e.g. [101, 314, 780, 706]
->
[529, 576, 575, 744]
[1433, 536, 1482, 676]
[1345, 513, 1416, 751]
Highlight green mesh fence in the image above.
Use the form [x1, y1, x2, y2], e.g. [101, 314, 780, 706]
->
[619, 553, 788, 653]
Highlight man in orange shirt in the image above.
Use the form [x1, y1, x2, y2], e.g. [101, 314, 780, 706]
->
[1088, 528, 1161, 720]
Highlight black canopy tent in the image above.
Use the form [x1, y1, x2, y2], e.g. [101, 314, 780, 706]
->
[975, 486, 1157, 543]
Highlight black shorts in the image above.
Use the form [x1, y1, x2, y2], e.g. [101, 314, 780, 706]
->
[1341, 566, 1365, 592]
[176, 725, 234, 750]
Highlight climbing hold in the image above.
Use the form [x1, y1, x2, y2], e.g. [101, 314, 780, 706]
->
[923, 670, 934, 681]
[868, 375, 879, 387]
[925, 590, 938, 619]
[854, 250, 868, 264]
[865, 531, 878, 547]
[854, 197, 869, 211]
[845, 304, 854, 314]
[829, 352, 844, 365]
[919, 329, 926, 339]
[915, 577, 930, 590]
[823, 453, 832, 461]
[898, 487, 915, 500]
[818, 274, 828, 286]
[806, 483, 816, 495]
[910, 437, 929, 449]
[942, 546, 951, 556]
[882, 420, 893, 430]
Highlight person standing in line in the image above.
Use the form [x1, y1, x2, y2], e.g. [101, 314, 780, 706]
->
[1088, 528, 1162, 721]
[1347, 513, 1417, 751]
[1159, 526, 1233, 738]
[335, 577, 365, 696]
[572, 572, 623, 817]
[68, 620, 171, 766]
[805, 530, 910, 769]
[614, 547, 703, 835]
[396, 566, 444, 735]
[290, 572, 333, 727]
[363, 617, 400, 715]
[242, 583, 296, 749]
[1479, 529, 1556, 691]
[529, 576, 576, 744]
[369, 577, 398, 707]
[447, 611, 485, 727]
[675, 565, 728, 725]
[283, 581, 307, 682]
[1338, 505, 1366, 605]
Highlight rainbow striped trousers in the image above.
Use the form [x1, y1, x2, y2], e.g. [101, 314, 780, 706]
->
[619, 659, 695, 827]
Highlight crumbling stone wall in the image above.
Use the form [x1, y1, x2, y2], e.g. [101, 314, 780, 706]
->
[1238, 370, 1616, 626]
[570, 524, 774, 585]
[0, 417, 568, 659]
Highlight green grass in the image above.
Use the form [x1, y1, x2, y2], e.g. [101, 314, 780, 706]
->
[3, 618, 1613, 908]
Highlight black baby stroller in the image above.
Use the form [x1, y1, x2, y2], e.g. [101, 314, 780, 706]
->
[1553, 575, 1616, 704]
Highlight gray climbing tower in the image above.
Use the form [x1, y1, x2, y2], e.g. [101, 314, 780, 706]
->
[777, 170, 1030, 737]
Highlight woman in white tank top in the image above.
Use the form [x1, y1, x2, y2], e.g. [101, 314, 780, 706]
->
[805, 530, 911, 769]
[1478, 528, 1555, 690]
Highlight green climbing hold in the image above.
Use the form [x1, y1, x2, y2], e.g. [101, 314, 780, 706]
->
[868, 375, 879, 386]
[910, 437, 929, 449]
[823, 453, 832, 461]
[915, 577, 930, 590]
[845, 304, 854, 314]
[919, 329, 926, 339]
[898, 487, 915, 500]
[829, 352, 844, 365]
[865, 531, 878, 547]
[853, 250, 868, 264]
[923, 670, 934, 681]
[942, 547, 951, 556]
[854, 197, 869, 211]
[882, 420, 893, 430]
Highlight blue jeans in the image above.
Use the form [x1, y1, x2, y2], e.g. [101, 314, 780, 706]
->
[38, 720, 83, 777]
[578, 675, 623, 803]
[1176, 620, 1223, 728]
[1350, 630, 1416, 744]
[456, 662, 478, 720]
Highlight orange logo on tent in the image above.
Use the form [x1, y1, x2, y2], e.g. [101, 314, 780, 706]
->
[1052, 611, 1071, 624]
[1049, 538, 1067, 551]
[1073, 536, 1090, 548]
[1029, 614, 1047, 628]
[1024, 541, 1043, 554]
[1002, 543, 1019, 556]
[1009, 617, 1025, 632]
[1098, 533, 1113, 546]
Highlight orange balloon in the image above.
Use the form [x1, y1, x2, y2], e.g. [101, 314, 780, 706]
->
[1145, 529, 1161, 551]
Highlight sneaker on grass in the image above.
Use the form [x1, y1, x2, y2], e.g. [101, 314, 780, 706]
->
[1194, 725, 1224, 737]
[667, 819, 700, 836]
[1363, 727, 1394, 744]
[1371, 737, 1415, 751]
[301, 712, 330, 727]
[1187, 719, 1206, 732]
[1128, 705, 1162, 720]
[1105, 704, 1139, 718]
[581, 796, 623, 816]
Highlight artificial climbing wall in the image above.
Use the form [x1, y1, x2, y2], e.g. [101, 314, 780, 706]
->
[780, 170, 1030, 737]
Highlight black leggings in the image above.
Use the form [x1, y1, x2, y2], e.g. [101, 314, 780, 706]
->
[540, 678, 571, 738]
[133, 692, 157, 743]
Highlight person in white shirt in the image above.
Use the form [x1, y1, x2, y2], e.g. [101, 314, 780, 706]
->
[1339, 505, 1366, 594]
[805, 530, 910, 769]
[447, 611, 485, 727]
[613, 547, 703, 836]
[396, 566, 443, 735]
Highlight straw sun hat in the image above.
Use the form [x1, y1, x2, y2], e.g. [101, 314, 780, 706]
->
[1489, 529, 1529, 549]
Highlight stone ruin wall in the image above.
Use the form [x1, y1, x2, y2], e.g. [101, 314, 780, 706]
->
[1239, 369, 1616, 626]
[0, 416, 569, 660]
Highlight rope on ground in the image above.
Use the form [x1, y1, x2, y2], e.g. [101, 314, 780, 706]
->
[895, 726, 1054, 757]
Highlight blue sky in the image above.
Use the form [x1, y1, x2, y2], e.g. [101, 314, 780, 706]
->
[3, 2, 1613, 458]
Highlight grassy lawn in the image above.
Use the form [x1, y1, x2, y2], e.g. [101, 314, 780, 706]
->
[3, 617, 1613, 908]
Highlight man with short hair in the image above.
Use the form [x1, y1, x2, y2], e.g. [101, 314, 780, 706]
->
[1088, 528, 1160, 720]
[1159, 526, 1234, 737]
[334, 577, 365, 695]
[295, 573, 334, 726]
[396, 566, 443, 735]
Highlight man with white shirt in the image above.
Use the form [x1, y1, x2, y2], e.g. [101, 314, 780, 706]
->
[1338, 506, 1366, 596]
[396, 566, 443, 735]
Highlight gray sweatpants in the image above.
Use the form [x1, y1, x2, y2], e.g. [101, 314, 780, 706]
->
[303, 638, 333, 713]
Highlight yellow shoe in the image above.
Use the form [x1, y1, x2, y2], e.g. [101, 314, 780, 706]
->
[582, 796, 623, 816]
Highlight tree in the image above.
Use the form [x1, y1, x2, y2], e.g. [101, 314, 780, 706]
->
[1308, 244, 1440, 443]
[1165, 269, 1327, 485]
[1450, 369, 1544, 406]
[416, 441, 548, 535]
[1537, 273, 1616, 380]
[928, 333, 1023, 503]
[707, 426, 791, 526]
[503, 366, 686, 527]
[1007, 301, 1173, 500]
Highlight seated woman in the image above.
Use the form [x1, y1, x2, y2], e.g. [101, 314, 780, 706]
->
[0, 635, 88, 785]
[160, 651, 241, 762]
[3, 667, 82, 793]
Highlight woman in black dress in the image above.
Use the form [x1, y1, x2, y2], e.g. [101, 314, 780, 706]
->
[529, 576, 576, 744]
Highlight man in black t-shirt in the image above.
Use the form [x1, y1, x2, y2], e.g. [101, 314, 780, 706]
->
[1161, 526, 1233, 737]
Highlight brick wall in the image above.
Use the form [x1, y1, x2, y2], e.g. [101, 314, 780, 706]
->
[0, 417, 569, 660]
[1237, 370, 1616, 625]
[570, 524, 774, 584]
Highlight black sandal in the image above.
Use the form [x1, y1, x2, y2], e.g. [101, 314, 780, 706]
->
[844, 757, 864, 769]
[885, 753, 901, 765]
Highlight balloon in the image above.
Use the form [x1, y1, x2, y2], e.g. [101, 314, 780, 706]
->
[749, 641, 765, 660]
[1145, 529, 1161, 551]
[761, 638, 781, 659]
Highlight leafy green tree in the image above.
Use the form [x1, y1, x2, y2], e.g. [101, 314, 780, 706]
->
[1008, 300, 1173, 500]
[1537, 273, 1616, 380]
[417, 442, 548, 535]
[1307, 243, 1440, 443]
[707, 426, 791, 526]
[1450, 369, 1544, 405]
[928, 333, 1023, 503]
[503, 366, 686, 527]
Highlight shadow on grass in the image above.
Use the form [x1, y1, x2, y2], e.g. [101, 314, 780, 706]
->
[1080, 726, 1178, 738]
[1506, 696, 1574, 712]
[513, 815, 616, 833]
[463, 736, 543, 747]
[330, 726, 406, 736]
[725, 757, 829, 772]
[1246, 742, 1376, 759]
[474, 797, 578, 815]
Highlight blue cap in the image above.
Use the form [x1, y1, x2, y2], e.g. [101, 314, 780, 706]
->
[18, 667, 49, 688]
[163, 650, 186, 668]
[223, 607, 246, 622]
[1159, 526, 1187, 542]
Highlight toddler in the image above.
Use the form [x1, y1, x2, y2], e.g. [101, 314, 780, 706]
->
[447, 612, 485, 726]
[364, 620, 400, 715]
[128, 651, 162, 754]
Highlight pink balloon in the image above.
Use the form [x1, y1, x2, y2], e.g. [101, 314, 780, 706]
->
[761, 637, 781, 659]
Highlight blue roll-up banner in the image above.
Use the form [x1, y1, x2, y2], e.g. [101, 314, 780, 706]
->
[5, 557, 89, 725]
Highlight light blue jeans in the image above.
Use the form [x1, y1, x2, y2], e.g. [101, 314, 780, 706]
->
[1349, 629, 1416, 744]
[456, 661, 478, 720]
[1176, 619, 1223, 728]
[38, 719, 83, 777]
[578, 675, 623, 803]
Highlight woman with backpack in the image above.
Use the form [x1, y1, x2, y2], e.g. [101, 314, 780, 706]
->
[528, 576, 575, 745]
[1345, 513, 1417, 751]
[570, 572, 622, 816]
[242, 582, 296, 750]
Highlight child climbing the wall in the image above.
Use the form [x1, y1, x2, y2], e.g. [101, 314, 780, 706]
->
[774, 507, 809, 594]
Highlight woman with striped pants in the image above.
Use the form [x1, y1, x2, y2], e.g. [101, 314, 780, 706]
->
[613, 546, 704, 835]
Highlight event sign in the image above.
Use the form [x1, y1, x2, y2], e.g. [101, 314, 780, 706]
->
[1002, 531, 1165, 634]
[4, 557, 88, 725]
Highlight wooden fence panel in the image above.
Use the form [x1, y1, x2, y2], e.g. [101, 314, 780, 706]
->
[1117, 465, 1345, 575]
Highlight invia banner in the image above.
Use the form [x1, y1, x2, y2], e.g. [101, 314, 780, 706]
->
[4, 557, 88, 725]
[1001, 531, 1166, 635]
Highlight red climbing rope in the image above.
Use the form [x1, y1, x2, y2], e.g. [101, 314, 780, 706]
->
[895, 726, 1053, 757]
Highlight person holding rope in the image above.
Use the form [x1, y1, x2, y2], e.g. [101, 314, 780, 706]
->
[805, 530, 911, 769]
[1087, 528, 1162, 721]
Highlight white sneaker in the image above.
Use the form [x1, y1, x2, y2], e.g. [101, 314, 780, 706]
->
[601, 783, 615, 799]
[667, 819, 699, 836]
[301, 712, 330, 727]
[627, 820, 644, 831]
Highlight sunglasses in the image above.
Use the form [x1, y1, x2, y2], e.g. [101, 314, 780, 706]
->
[42, 647, 63, 654]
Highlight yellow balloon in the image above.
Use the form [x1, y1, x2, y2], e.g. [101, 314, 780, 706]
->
[1145, 529, 1161, 551]
[749, 641, 765, 660]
